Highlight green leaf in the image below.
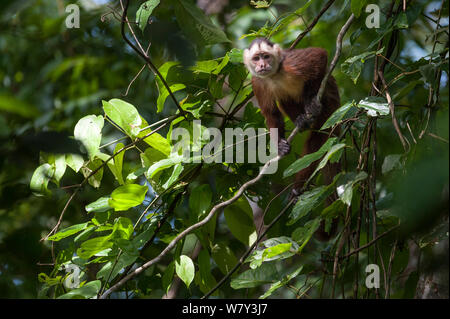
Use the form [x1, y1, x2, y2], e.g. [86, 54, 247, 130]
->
[291, 218, 321, 244]
[284, 138, 337, 177]
[196, 249, 217, 294]
[230, 263, 278, 289]
[81, 159, 104, 188]
[74, 115, 104, 160]
[224, 197, 257, 246]
[47, 223, 89, 241]
[66, 153, 84, 173]
[77, 236, 114, 259]
[341, 48, 383, 84]
[174, 0, 230, 46]
[106, 143, 125, 185]
[337, 171, 368, 206]
[247, 237, 298, 269]
[57, 280, 101, 299]
[146, 154, 185, 178]
[30, 163, 54, 196]
[85, 196, 112, 213]
[136, 0, 160, 32]
[97, 253, 137, 282]
[190, 60, 219, 74]
[109, 184, 148, 212]
[138, 129, 171, 156]
[211, 243, 238, 275]
[321, 102, 355, 130]
[382, 154, 403, 175]
[155, 62, 186, 113]
[175, 255, 195, 289]
[51, 154, 66, 185]
[189, 184, 212, 221]
[311, 143, 346, 179]
[162, 261, 175, 293]
[111, 217, 134, 240]
[102, 99, 142, 137]
[260, 265, 303, 299]
[250, 0, 272, 8]
[351, 0, 368, 17]
[162, 163, 184, 189]
[357, 96, 390, 117]
[289, 186, 334, 225]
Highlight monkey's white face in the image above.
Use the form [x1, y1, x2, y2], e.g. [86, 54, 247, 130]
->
[244, 42, 282, 78]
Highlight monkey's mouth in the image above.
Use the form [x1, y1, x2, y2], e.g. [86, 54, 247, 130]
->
[256, 68, 273, 76]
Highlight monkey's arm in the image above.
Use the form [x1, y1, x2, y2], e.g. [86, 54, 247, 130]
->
[283, 48, 329, 131]
[253, 79, 290, 156]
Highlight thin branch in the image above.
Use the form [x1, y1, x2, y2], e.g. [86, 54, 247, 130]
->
[342, 225, 400, 259]
[40, 120, 175, 242]
[202, 197, 296, 299]
[317, 14, 355, 102]
[378, 70, 409, 152]
[99, 11, 357, 300]
[119, 0, 186, 118]
[290, 0, 336, 49]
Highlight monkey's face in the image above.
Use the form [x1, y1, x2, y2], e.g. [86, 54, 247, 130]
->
[244, 40, 282, 78]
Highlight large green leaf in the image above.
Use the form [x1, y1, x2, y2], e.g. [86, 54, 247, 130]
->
[30, 163, 54, 196]
[289, 185, 334, 225]
[77, 235, 114, 260]
[357, 96, 390, 117]
[47, 222, 90, 241]
[189, 184, 212, 221]
[102, 99, 142, 137]
[155, 62, 186, 113]
[283, 138, 337, 177]
[321, 102, 355, 130]
[341, 48, 383, 84]
[175, 255, 195, 289]
[109, 184, 148, 211]
[74, 115, 104, 160]
[224, 197, 257, 246]
[211, 243, 238, 275]
[174, 0, 230, 46]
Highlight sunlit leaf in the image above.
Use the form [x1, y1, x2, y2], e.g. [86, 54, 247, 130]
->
[175, 255, 195, 289]
[109, 184, 148, 211]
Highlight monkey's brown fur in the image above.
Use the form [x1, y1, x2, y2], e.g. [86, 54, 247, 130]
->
[245, 39, 341, 239]
[251, 46, 340, 191]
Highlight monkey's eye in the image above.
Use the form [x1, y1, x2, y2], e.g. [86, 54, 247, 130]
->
[252, 56, 260, 62]
[263, 54, 270, 59]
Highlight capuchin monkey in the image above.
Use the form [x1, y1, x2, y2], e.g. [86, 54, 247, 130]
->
[244, 38, 341, 239]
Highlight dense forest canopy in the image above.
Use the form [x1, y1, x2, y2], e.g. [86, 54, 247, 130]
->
[0, 0, 448, 299]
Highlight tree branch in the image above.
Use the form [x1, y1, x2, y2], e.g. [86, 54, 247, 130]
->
[99, 11, 356, 300]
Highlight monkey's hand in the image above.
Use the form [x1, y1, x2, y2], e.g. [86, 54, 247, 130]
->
[294, 113, 315, 132]
[295, 98, 322, 131]
[278, 138, 291, 156]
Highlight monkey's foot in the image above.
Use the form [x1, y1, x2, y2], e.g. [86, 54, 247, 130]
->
[278, 138, 291, 156]
[294, 114, 315, 132]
